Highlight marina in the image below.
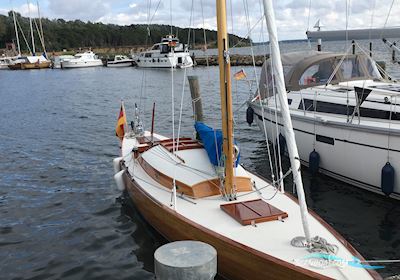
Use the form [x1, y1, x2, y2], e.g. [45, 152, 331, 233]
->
[1, 39, 399, 279]
[1, 1, 400, 279]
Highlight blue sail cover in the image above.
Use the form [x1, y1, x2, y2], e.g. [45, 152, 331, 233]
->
[194, 122, 239, 167]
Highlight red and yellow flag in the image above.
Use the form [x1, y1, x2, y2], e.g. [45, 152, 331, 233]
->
[115, 102, 127, 140]
[234, 69, 247, 80]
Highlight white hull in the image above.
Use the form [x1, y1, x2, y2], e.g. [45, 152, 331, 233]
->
[135, 53, 193, 68]
[61, 60, 103, 69]
[251, 103, 400, 199]
[106, 61, 133, 67]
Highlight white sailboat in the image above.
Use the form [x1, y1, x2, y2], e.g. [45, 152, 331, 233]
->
[248, 47, 400, 200]
[112, 1, 381, 279]
[8, 0, 51, 70]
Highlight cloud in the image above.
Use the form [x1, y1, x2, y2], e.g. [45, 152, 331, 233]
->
[47, 0, 112, 21]
[0, 3, 39, 17]
[1, 0, 400, 40]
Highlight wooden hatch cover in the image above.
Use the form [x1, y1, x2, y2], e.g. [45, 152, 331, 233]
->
[220, 199, 288, 226]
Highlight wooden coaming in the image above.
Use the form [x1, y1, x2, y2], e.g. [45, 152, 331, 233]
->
[138, 155, 252, 198]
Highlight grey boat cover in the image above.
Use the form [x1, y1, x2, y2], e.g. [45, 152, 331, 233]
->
[258, 51, 382, 99]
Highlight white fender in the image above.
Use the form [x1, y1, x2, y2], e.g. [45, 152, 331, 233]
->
[114, 170, 126, 191]
[113, 157, 123, 174]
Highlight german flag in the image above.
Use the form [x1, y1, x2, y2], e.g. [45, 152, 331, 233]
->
[234, 69, 247, 80]
[115, 102, 127, 140]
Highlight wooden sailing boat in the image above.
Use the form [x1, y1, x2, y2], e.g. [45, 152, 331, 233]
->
[8, 0, 51, 70]
[113, 1, 381, 279]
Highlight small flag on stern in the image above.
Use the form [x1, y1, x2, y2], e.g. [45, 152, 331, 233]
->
[115, 102, 127, 140]
[234, 69, 247, 80]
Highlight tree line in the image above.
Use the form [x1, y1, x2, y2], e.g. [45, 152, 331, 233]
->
[0, 12, 250, 53]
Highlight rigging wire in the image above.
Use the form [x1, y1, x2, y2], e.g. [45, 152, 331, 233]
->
[169, 0, 177, 210]
[306, 0, 312, 49]
[369, 0, 376, 40]
[243, 0, 281, 189]
[306, 0, 312, 31]
[382, 0, 395, 29]
[200, 0, 210, 75]
[148, 0, 162, 25]
[15, 18, 32, 54]
[176, 0, 194, 151]
[170, 0, 173, 35]
[257, 0, 283, 185]
[269, 42, 285, 192]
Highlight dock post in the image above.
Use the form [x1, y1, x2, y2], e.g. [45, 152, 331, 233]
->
[154, 240, 217, 280]
[188, 75, 204, 122]
[393, 42, 396, 61]
[369, 42, 373, 57]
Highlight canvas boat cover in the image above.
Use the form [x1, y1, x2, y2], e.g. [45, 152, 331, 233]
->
[194, 122, 239, 167]
[257, 51, 382, 99]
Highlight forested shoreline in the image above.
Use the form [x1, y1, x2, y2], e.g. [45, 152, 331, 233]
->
[0, 12, 250, 52]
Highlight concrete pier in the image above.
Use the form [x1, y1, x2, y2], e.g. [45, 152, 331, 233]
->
[154, 240, 217, 280]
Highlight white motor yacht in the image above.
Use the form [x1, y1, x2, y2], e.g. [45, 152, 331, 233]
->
[105, 55, 134, 67]
[134, 35, 193, 68]
[249, 50, 400, 199]
[61, 51, 103, 69]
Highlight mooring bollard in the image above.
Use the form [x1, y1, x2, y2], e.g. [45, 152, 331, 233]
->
[154, 240, 217, 280]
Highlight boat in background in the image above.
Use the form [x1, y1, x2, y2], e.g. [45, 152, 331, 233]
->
[112, 0, 380, 279]
[7, 1, 51, 70]
[133, 35, 193, 68]
[104, 55, 134, 67]
[8, 55, 51, 70]
[0, 57, 13, 69]
[61, 51, 103, 69]
[51, 55, 75, 69]
[249, 50, 400, 199]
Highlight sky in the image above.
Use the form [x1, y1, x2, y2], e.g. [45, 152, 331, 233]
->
[0, 0, 399, 41]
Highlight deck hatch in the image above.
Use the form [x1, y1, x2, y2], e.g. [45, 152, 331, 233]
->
[220, 199, 288, 226]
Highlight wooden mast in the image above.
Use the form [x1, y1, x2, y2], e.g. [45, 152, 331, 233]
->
[216, 0, 234, 199]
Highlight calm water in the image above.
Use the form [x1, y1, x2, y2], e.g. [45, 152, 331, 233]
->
[1, 40, 400, 279]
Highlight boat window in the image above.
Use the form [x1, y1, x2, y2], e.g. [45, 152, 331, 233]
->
[152, 45, 160, 51]
[300, 60, 335, 86]
[160, 44, 170, 54]
[298, 99, 400, 120]
[340, 58, 361, 79]
[316, 135, 335, 145]
[175, 43, 184, 52]
[145, 53, 152, 58]
[259, 63, 277, 99]
[299, 65, 319, 86]
[365, 57, 382, 79]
